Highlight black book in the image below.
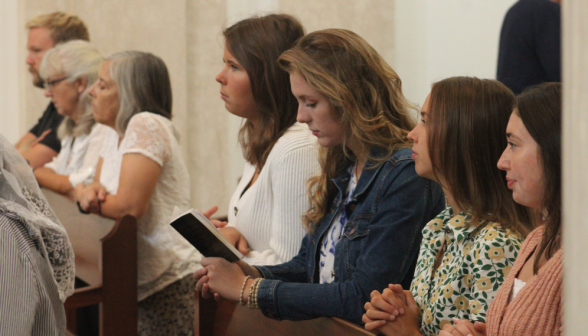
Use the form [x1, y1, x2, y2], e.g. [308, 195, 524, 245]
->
[170, 208, 243, 262]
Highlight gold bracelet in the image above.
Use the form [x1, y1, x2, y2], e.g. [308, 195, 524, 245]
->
[239, 275, 251, 306]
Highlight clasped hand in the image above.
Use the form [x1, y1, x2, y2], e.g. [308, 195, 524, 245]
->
[75, 182, 107, 214]
[362, 284, 421, 336]
[363, 283, 487, 336]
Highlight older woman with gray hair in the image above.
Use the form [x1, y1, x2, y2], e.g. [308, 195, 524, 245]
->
[75, 51, 199, 335]
[34, 40, 112, 197]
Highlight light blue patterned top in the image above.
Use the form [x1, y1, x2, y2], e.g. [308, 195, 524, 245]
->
[319, 165, 357, 284]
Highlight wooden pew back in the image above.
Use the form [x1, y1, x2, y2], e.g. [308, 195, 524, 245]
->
[194, 292, 375, 336]
[42, 189, 137, 336]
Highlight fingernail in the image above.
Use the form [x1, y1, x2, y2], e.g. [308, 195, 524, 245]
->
[399, 308, 405, 314]
[392, 309, 399, 316]
[389, 315, 395, 321]
[453, 318, 460, 324]
[381, 320, 387, 325]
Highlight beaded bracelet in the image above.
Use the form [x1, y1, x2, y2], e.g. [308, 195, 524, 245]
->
[239, 275, 251, 306]
[247, 278, 258, 309]
[253, 278, 263, 308]
[247, 278, 257, 307]
[248, 278, 263, 309]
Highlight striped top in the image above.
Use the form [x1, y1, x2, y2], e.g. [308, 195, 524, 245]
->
[227, 123, 319, 266]
[0, 214, 65, 335]
[486, 226, 563, 336]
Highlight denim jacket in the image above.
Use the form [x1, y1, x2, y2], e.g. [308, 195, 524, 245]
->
[255, 147, 445, 324]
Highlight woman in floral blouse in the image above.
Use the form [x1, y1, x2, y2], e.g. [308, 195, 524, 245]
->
[362, 77, 533, 336]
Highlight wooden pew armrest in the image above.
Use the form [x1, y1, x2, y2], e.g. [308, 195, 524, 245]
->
[64, 284, 103, 309]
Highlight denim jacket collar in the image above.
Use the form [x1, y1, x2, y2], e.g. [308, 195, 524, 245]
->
[331, 146, 390, 203]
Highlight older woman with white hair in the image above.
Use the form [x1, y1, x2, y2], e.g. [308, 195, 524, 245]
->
[75, 51, 199, 335]
[33, 40, 112, 197]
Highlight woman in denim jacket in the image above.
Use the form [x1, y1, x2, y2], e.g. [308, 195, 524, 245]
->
[194, 29, 445, 324]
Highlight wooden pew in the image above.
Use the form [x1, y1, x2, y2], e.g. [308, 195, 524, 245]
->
[42, 189, 138, 336]
[194, 292, 376, 336]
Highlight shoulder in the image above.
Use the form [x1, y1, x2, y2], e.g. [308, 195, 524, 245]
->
[0, 213, 36, 257]
[269, 123, 318, 162]
[125, 112, 175, 143]
[378, 147, 421, 184]
[474, 221, 522, 244]
[89, 123, 114, 139]
[422, 207, 450, 235]
[127, 112, 171, 131]
[471, 221, 523, 260]
[387, 147, 414, 165]
[273, 123, 317, 152]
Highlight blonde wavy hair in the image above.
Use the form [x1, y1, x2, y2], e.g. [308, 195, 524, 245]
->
[278, 29, 417, 231]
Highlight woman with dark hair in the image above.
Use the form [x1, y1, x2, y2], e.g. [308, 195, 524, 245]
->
[194, 29, 444, 324]
[75, 51, 200, 335]
[206, 14, 320, 266]
[440, 82, 562, 336]
[362, 77, 533, 336]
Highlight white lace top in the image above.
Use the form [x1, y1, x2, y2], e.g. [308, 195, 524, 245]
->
[45, 123, 113, 187]
[99, 112, 200, 301]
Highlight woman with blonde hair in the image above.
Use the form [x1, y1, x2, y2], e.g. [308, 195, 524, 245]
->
[33, 40, 111, 197]
[194, 29, 444, 324]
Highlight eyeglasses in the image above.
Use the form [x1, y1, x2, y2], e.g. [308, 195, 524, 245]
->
[43, 76, 69, 90]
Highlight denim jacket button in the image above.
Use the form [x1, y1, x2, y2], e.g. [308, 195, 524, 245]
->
[349, 224, 356, 235]
[349, 203, 356, 211]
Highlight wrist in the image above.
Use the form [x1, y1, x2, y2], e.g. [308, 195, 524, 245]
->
[242, 277, 255, 304]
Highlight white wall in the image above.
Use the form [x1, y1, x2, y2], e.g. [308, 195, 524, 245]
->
[394, 0, 518, 107]
[0, 0, 23, 143]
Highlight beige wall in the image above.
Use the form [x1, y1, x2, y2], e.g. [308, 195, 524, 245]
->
[563, 0, 588, 334]
[14, 0, 395, 216]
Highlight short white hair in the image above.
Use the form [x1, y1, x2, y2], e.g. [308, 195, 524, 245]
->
[39, 40, 103, 138]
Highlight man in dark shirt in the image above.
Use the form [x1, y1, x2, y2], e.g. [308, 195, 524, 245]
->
[15, 12, 90, 168]
[496, 0, 561, 95]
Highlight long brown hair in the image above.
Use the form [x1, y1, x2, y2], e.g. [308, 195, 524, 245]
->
[278, 29, 416, 231]
[223, 14, 304, 169]
[427, 77, 532, 237]
[515, 83, 561, 272]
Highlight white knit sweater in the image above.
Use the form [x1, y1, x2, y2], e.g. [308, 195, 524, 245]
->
[227, 123, 319, 266]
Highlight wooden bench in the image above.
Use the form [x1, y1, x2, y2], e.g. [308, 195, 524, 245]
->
[194, 292, 376, 336]
[42, 189, 138, 336]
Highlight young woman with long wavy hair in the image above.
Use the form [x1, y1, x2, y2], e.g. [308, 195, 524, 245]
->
[194, 28, 444, 324]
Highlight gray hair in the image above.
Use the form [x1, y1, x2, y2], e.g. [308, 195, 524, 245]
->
[39, 40, 103, 138]
[106, 51, 172, 134]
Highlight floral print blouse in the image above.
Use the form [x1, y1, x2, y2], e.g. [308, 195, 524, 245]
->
[410, 206, 522, 336]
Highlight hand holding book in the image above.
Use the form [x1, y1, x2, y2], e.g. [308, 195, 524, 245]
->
[170, 207, 243, 262]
